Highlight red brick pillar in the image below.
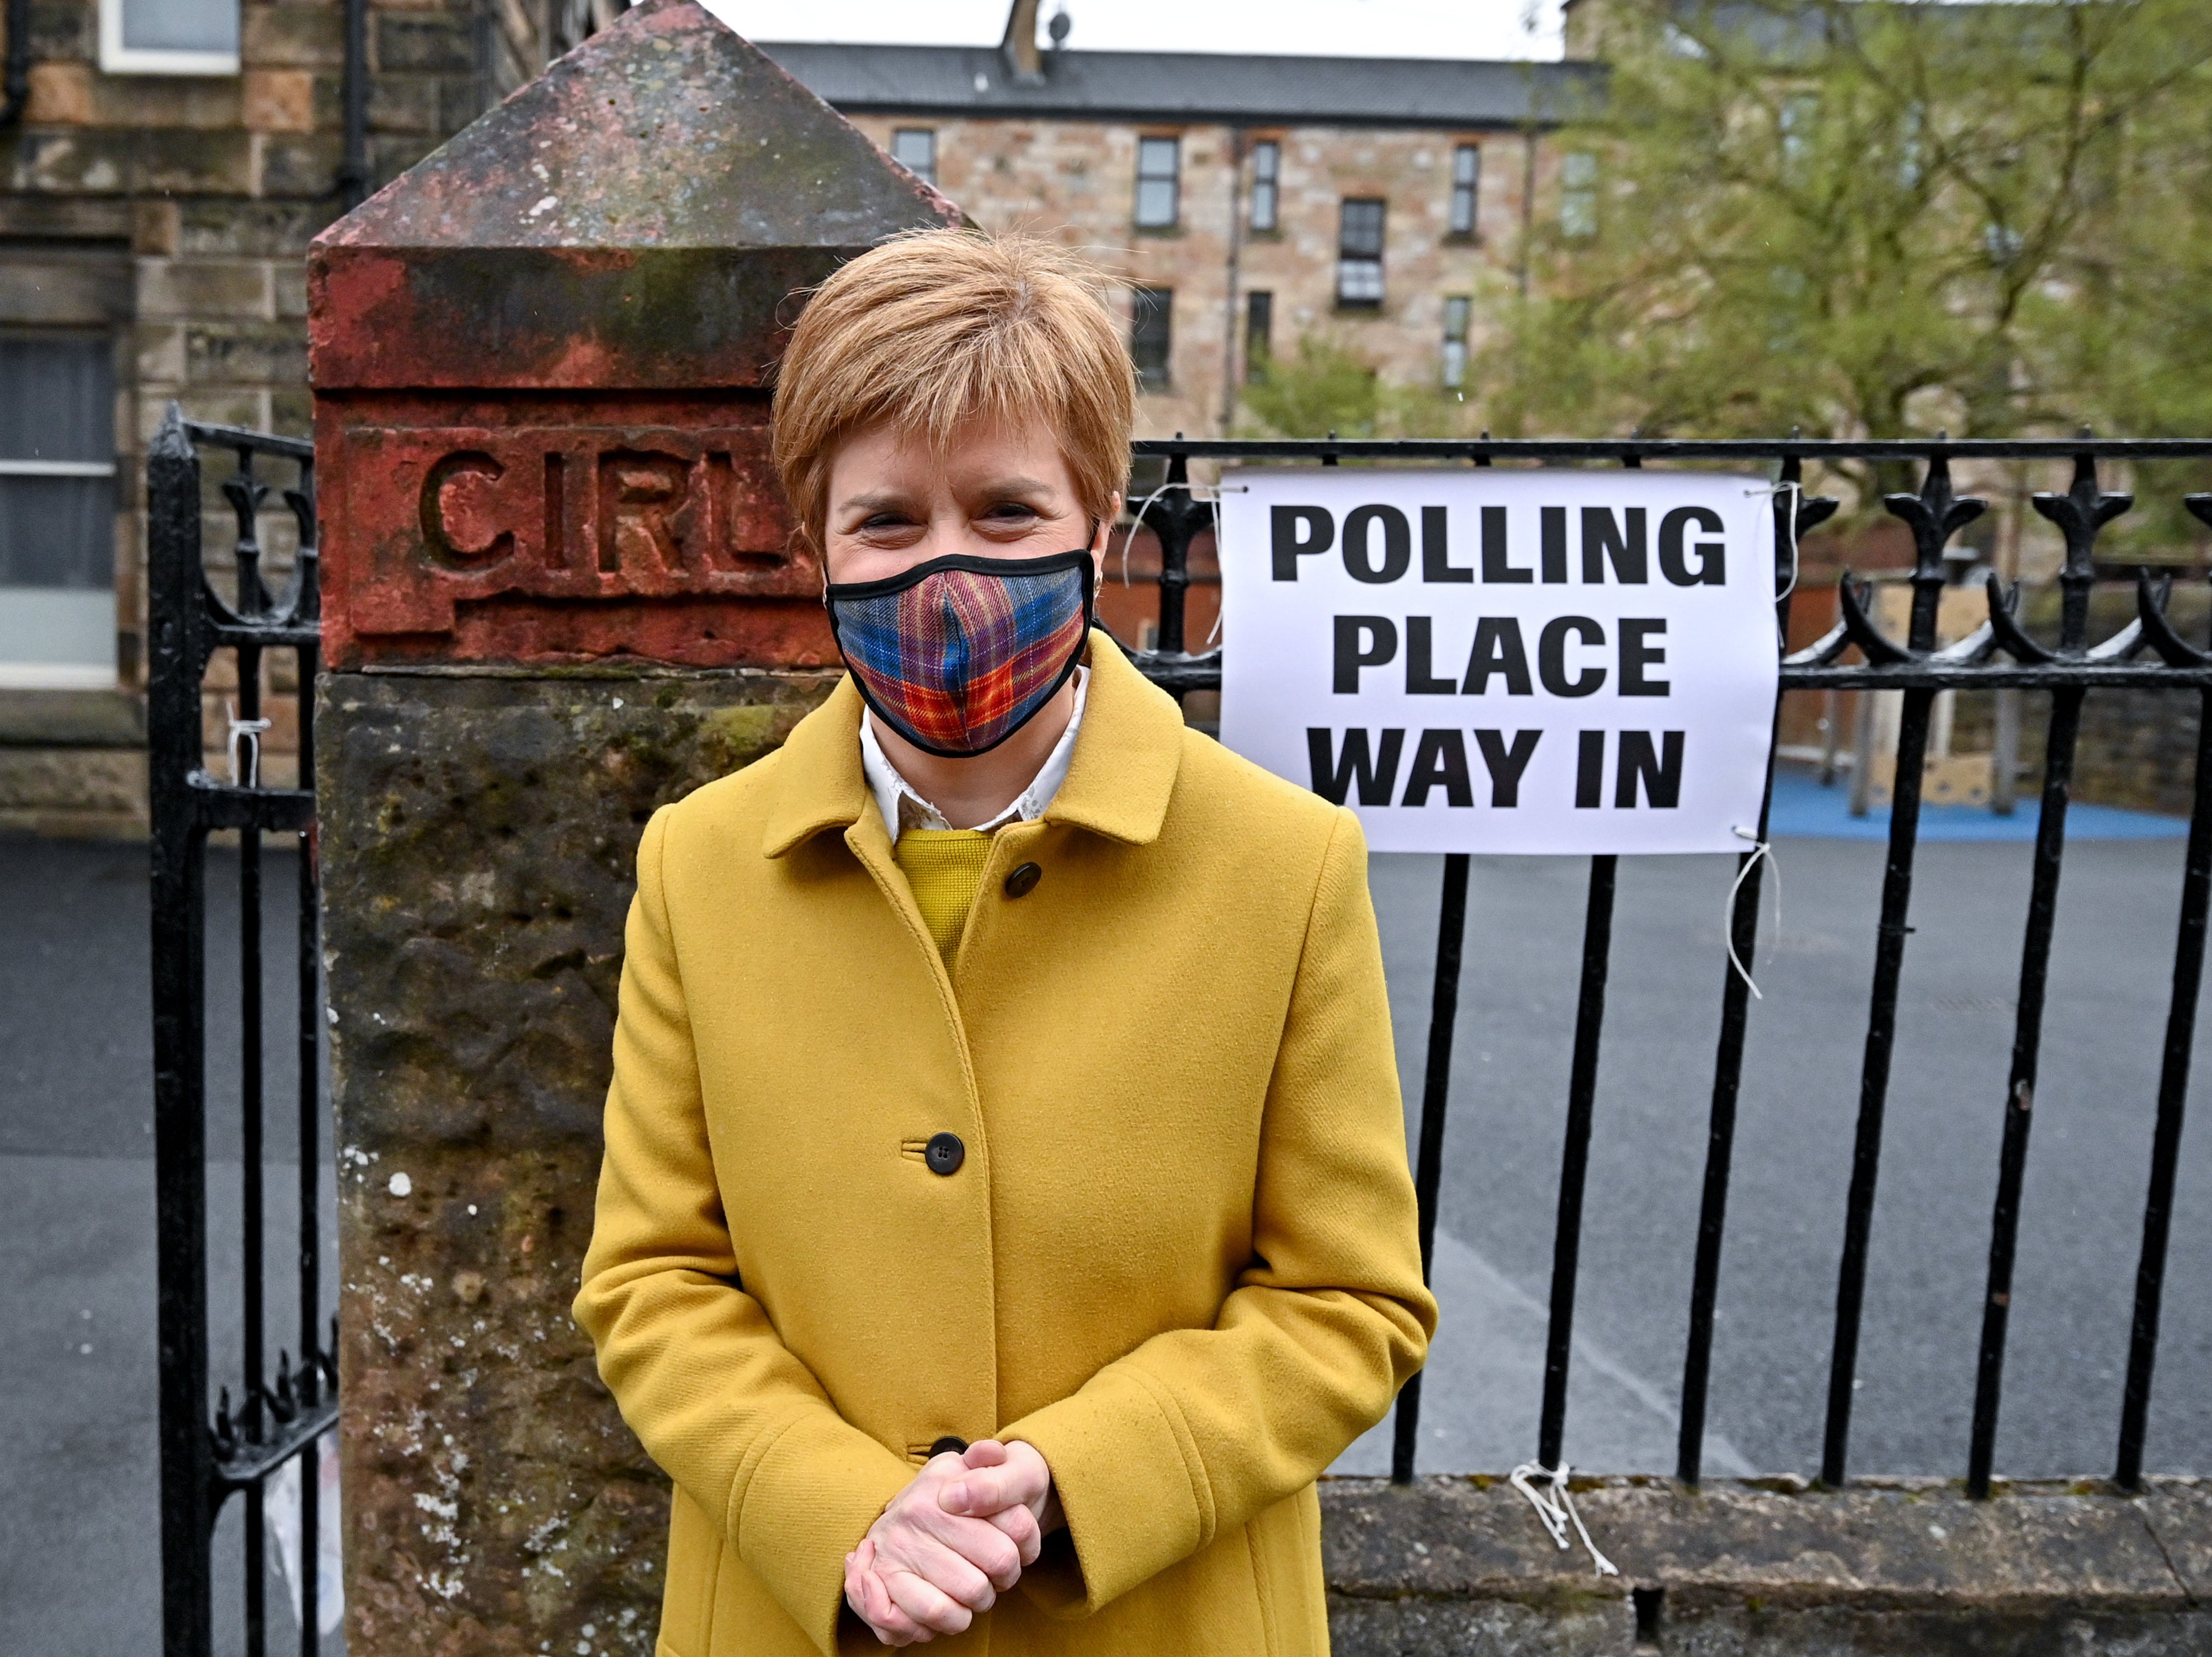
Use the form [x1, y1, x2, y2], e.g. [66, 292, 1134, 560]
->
[307, 7, 956, 1651]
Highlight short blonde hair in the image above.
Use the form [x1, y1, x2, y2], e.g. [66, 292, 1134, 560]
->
[772, 230, 1136, 558]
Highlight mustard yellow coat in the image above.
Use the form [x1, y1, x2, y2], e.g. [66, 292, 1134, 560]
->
[574, 635, 1435, 1657]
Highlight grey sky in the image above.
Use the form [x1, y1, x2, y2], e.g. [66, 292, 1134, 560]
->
[704, 0, 1570, 61]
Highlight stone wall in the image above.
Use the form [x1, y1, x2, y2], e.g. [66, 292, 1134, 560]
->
[2, 0, 502, 828]
[321, 666, 836, 1656]
[1323, 1474, 2212, 1656]
[0, 683, 143, 833]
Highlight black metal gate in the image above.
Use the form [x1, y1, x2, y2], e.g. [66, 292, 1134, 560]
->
[1128, 434, 2212, 1498]
[147, 403, 336, 1656]
[141, 422, 2212, 1648]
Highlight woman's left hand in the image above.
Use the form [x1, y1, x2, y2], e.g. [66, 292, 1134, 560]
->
[843, 1440, 1059, 1645]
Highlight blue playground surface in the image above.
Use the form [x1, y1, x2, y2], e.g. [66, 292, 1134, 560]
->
[1767, 767, 2189, 841]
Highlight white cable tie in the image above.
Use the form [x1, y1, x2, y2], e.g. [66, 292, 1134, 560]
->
[1508, 1462, 1619, 1577]
[1122, 476, 1176, 588]
[1724, 824, 1782, 999]
[225, 700, 273, 789]
[1122, 477, 1222, 638]
[1746, 477, 1804, 608]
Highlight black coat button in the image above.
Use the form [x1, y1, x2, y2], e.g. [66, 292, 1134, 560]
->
[928, 1436, 969, 1459]
[1004, 862, 1042, 898]
[924, 1132, 965, 1175]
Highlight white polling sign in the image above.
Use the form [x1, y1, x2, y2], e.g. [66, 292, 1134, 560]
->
[1216, 468, 1781, 855]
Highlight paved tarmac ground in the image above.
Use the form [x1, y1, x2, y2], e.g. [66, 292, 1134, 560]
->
[1338, 829, 2212, 1483]
[4, 820, 2210, 1653]
[0, 835, 336, 1657]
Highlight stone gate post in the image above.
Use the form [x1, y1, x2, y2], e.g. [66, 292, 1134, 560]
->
[306, 6, 957, 1650]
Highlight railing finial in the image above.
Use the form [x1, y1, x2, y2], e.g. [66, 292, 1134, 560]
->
[151, 399, 193, 462]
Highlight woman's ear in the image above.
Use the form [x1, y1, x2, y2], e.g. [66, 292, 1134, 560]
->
[1092, 494, 1123, 554]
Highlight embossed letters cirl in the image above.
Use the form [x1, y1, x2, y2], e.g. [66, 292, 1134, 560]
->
[420, 451, 517, 569]
[342, 424, 810, 641]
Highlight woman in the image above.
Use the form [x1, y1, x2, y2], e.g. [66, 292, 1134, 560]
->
[574, 230, 1434, 1657]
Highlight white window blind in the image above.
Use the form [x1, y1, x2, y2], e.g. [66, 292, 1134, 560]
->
[1250, 141, 1280, 232]
[0, 334, 117, 687]
[101, 0, 240, 75]
[1337, 198, 1386, 306]
[1136, 137, 1181, 229]
[891, 129, 937, 187]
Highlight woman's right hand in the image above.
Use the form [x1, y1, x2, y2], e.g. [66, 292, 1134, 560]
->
[843, 1448, 1029, 1643]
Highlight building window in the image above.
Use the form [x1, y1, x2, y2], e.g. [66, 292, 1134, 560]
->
[1449, 145, 1480, 236]
[1337, 199, 1386, 307]
[890, 129, 937, 186]
[1250, 140, 1280, 232]
[1560, 152, 1599, 238]
[99, 0, 238, 74]
[1245, 291, 1273, 383]
[1897, 102, 1927, 190]
[0, 332, 116, 688]
[1442, 296, 1471, 390]
[1136, 137, 1181, 230]
[1131, 287, 1173, 390]
[1780, 94, 1819, 171]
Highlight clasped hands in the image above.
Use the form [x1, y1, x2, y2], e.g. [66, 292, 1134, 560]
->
[844, 1438, 1059, 1646]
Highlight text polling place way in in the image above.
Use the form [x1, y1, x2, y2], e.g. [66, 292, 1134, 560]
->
[1219, 470, 1780, 855]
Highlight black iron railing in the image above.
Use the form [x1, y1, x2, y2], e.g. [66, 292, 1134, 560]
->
[148, 404, 333, 1656]
[1126, 435, 2212, 1497]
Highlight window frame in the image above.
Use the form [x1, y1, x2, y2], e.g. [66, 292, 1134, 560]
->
[1336, 197, 1387, 310]
[1130, 286, 1174, 391]
[1244, 290, 1273, 385]
[1441, 295, 1471, 391]
[1449, 144, 1481, 238]
[98, 0, 241, 77]
[889, 127, 938, 187]
[0, 327, 120, 689]
[1249, 140, 1280, 233]
[1779, 93, 1820, 171]
[1135, 135, 1182, 231]
[1560, 151, 1600, 239]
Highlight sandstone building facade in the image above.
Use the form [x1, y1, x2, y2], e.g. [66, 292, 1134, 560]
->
[0, 0, 1589, 829]
[0, 0, 615, 828]
[765, 14, 1592, 444]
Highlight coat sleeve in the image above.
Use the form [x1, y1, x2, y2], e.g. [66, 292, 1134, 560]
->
[1000, 805, 1438, 1616]
[573, 808, 915, 1657]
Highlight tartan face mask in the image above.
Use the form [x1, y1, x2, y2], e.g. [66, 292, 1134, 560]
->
[825, 549, 1096, 759]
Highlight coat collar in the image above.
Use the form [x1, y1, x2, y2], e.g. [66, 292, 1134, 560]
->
[761, 630, 1184, 859]
[1040, 631, 1184, 846]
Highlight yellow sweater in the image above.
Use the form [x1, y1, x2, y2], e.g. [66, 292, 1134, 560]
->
[891, 827, 993, 961]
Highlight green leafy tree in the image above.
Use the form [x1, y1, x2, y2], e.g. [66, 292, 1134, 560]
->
[1481, 0, 2212, 523]
[1240, 335, 1387, 438]
[1240, 334, 1474, 440]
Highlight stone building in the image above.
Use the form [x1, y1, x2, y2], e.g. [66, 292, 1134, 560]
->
[763, 3, 1593, 445]
[762, 4, 1593, 650]
[0, 0, 618, 830]
[0, 0, 1592, 830]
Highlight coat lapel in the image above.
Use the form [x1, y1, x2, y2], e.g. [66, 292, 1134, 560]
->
[1041, 632, 1185, 846]
[751, 630, 1190, 1047]
[760, 675, 870, 859]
